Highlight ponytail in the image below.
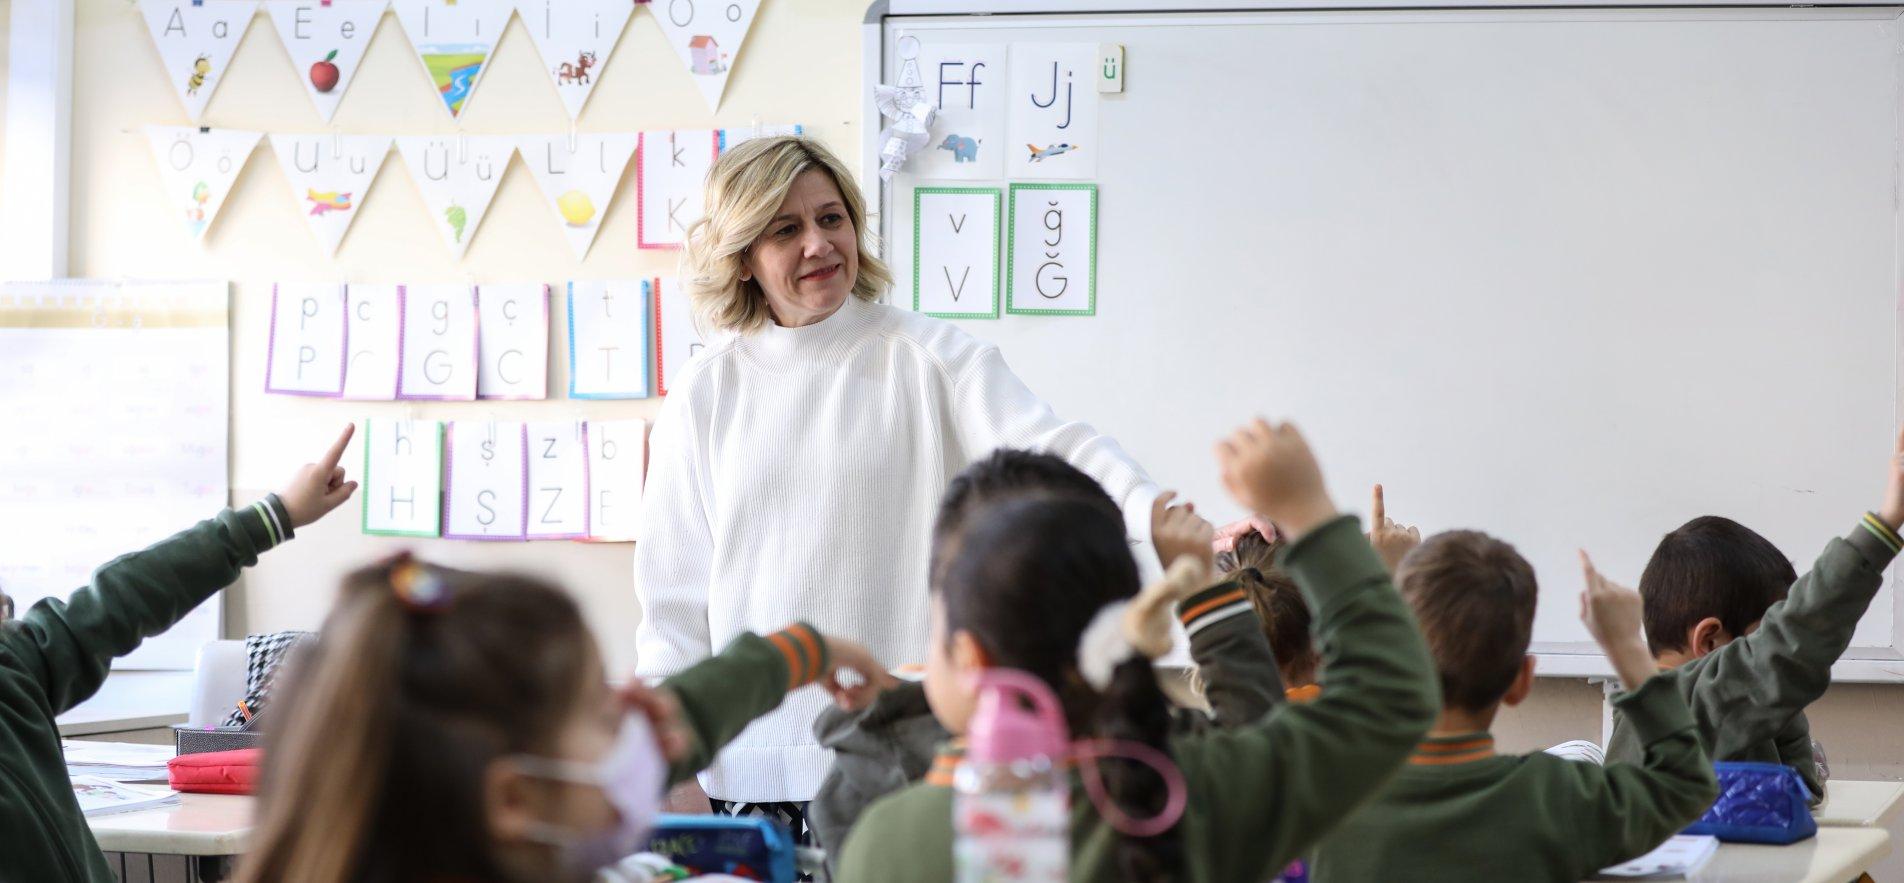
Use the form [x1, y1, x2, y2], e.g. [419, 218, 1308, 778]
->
[1093, 657, 1183, 883]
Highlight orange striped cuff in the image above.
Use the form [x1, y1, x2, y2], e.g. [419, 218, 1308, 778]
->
[1177, 580, 1251, 635]
[1409, 734, 1496, 766]
[766, 623, 830, 690]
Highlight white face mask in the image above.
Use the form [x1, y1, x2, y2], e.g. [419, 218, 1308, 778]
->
[512, 712, 668, 877]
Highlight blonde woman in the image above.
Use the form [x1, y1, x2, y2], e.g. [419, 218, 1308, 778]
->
[633, 136, 1161, 832]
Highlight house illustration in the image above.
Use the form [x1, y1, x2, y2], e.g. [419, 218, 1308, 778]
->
[689, 35, 727, 74]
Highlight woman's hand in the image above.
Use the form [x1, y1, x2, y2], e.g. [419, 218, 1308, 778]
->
[1151, 491, 1216, 574]
[819, 637, 897, 711]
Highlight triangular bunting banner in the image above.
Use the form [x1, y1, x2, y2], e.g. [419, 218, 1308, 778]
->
[649, 0, 761, 111]
[395, 136, 515, 259]
[390, 0, 514, 120]
[516, 133, 636, 260]
[138, 0, 260, 123]
[269, 133, 392, 257]
[266, 0, 390, 123]
[144, 126, 263, 242]
[514, 0, 633, 121]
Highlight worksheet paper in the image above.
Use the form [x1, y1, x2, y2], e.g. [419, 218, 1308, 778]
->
[914, 187, 1001, 318]
[0, 281, 228, 670]
[360, 418, 442, 537]
[525, 419, 588, 539]
[567, 280, 650, 398]
[266, 282, 347, 396]
[444, 421, 528, 540]
[476, 283, 549, 399]
[585, 419, 645, 541]
[342, 283, 401, 400]
[399, 283, 478, 400]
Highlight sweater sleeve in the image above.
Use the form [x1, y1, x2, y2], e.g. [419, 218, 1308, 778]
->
[1679, 517, 1899, 760]
[660, 623, 830, 785]
[1574, 676, 1721, 872]
[1177, 580, 1283, 726]
[1174, 516, 1440, 879]
[949, 345, 1163, 583]
[633, 394, 717, 680]
[0, 500, 289, 716]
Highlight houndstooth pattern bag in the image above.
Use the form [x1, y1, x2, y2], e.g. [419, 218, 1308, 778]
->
[220, 630, 314, 728]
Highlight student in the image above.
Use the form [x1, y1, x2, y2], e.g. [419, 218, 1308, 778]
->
[835, 420, 1439, 883]
[808, 450, 1282, 860]
[0, 426, 360, 883]
[1604, 427, 1904, 801]
[1308, 532, 1717, 883]
[236, 557, 892, 883]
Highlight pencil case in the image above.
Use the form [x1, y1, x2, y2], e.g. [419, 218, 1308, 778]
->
[643, 814, 797, 883]
[172, 724, 263, 756]
[167, 748, 260, 795]
[1683, 761, 1817, 844]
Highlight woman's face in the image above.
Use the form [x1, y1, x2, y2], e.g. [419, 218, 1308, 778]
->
[742, 168, 859, 328]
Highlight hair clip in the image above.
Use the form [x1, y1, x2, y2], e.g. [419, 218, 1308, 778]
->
[390, 559, 451, 612]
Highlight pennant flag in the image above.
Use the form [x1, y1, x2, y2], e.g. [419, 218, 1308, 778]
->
[514, 0, 633, 121]
[719, 123, 803, 153]
[395, 136, 515, 259]
[266, 0, 389, 123]
[145, 126, 262, 242]
[138, 0, 260, 123]
[269, 133, 392, 257]
[516, 133, 636, 260]
[649, 0, 760, 111]
[390, 0, 514, 120]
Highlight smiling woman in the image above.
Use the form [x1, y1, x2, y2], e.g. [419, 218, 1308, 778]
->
[631, 136, 1162, 837]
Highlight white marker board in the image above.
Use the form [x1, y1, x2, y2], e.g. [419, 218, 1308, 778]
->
[879, 6, 1904, 676]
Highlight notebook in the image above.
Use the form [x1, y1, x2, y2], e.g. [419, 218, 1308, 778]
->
[1595, 835, 1719, 879]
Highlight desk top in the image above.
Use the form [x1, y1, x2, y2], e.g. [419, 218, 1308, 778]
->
[87, 793, 251, 856]
[1815, 779, 1904, 828]
[1681, 828, 1890, 883]
[57, 671, 192, 737]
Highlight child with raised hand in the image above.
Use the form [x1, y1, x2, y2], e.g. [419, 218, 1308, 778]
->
[1603, 427, 1904, 801]
[834, 420, 1438, 883]
[1307, 532, 1716, 883]
[237, 558, 891, 883]
[0, 425, 360, 883]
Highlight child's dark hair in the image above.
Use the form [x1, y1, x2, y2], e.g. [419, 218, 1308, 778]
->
[935, 495, 1180, 882]
[237, 557, 599, 883]
[1395, 530, 1538, 714]
[1227, 531, 1316, 687]
[1639, 516, 1796, 656]
[931, 448, 1122, 582]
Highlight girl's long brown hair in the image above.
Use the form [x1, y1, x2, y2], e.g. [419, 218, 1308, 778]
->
[234, 558, 598, 883]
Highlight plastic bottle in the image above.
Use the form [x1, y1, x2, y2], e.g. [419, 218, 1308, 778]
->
[953, 669, 1071, 883]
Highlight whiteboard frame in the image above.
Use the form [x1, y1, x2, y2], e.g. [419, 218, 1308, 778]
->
[866, 2, 1904, 679]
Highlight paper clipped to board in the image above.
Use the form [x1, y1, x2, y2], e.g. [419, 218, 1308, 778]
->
[444, 421, 529, 540]
[361, 418, 443, 537]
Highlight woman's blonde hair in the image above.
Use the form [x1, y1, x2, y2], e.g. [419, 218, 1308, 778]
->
[684, 136, 891, 334]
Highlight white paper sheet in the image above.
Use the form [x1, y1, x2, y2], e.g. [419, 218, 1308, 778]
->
[653, 276, 706, 396]
[389, 0, 512, 120]
[586, 419, 645, 541]
[444, 421, 527, 540]
[138, 0, 259, 123]
[1006, 43, 1099, 180]
[143, 127, 262, 243]
[265, 0, 388, 123]
[267, 133, 391, 257]
[649, 0, 760, 110]
[638, 130, 717, 248]
[567, 280, 650, 399]
[513, 0, 633, 120]
[476, 283, 549, 400]
[395, 135, 515, 259]
[1007, 183, 1097, 317]
[525, 419, 588, 539]
[912, 42, 1007, 179]
[266, 282, 348, 396]
[343, 283, 401, 400]
[517, 133, 638, 260]
[399, 282, 478, 400]
[361, 418, 442, 537]
[914, 188, 1001, 318]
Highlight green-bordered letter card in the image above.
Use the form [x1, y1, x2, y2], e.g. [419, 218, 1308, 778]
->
[914, 186, 1002, 319]
[361, 418, 443, 537]
[1006, 182, 1097, 316]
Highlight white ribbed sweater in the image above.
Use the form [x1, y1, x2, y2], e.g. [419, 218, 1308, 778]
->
[632, 295, 1159, 802]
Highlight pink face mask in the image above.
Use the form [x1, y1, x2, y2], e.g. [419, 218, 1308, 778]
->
[512, 712, 668, 877]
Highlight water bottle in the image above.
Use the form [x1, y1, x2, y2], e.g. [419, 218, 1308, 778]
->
[953, 669, 1071, 883]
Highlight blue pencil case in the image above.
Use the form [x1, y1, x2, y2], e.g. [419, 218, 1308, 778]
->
[1683, 761, 1816, 844]
[644, 814, 797, 883]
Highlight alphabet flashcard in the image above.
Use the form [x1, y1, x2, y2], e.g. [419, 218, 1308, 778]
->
[914, 42, 1006, 180]
[399, 283, 479, 400]
[444, 420, 528, 540]
[1007, 183, 1097, 317]
[361, 418, 442, 537]
[567, 280, 650, 399]
[267, 282, 348, 396]
[586, 419, 646, 542]
[914, 187, 1001, 319]
[1006, 43, 1099, 180]
[525, 419, 589, 539]
[343, 283, 401, 400]
[653, 276, 707, 396]
[638, 130, 718, 248]
[477, 283, 549, 400]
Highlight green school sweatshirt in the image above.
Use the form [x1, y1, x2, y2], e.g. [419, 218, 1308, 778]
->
[1309, 676, 1717, 883]
[832, 515, 1440, 883]
[1604, 515, 1903, 802]
[0, 500, 292, 883]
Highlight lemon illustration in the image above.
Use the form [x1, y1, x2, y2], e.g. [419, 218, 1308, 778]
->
[557, 190, 595, 227]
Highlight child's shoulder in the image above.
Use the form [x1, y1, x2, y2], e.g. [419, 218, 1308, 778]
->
[836, 781, 954, 876]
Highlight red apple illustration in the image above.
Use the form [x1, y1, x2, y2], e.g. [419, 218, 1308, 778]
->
[310, 50, 340, 93]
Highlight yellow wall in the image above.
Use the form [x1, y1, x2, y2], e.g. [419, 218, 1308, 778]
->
[66, 0, 870, 674]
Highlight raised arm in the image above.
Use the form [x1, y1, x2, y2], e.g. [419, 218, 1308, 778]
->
[633, 396, 717, 680]
[1, 425, 357, 714]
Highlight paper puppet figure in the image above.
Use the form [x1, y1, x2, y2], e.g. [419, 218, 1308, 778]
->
[874, 35, 938, 182]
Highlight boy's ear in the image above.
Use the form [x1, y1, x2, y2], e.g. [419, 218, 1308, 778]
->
[950, 629, 992, 671]
[1687, 617, 1733, 659]
[1501, 655, 1537, 707]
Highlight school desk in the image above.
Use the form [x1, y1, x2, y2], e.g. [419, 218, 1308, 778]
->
[57, 670, 193, 738]
[1604, 827, 1893, 883]
[1814, 779, 1904, 828]
[88, 793, 250, 883]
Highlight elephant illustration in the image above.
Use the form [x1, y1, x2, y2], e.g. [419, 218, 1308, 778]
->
[937, 134, 980, 163]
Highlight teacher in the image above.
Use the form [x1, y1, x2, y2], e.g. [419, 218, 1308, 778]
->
[633, 136, 1161, 820]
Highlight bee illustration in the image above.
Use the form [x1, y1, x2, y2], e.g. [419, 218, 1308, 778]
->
[187, 54, 211, 96]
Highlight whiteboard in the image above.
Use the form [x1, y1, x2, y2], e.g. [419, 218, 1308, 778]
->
[876, 7, 1904, 674]
[0, 281, 229, 670]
